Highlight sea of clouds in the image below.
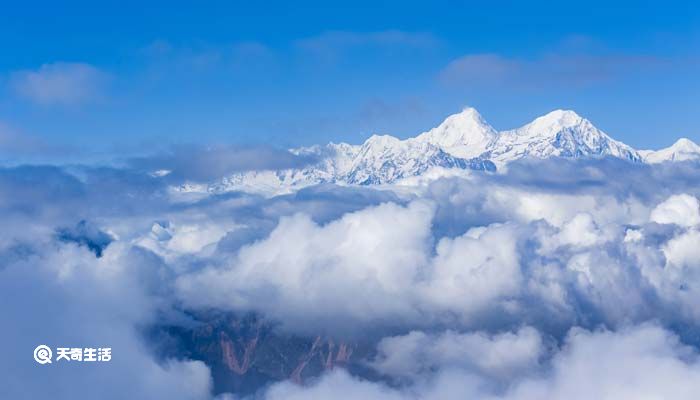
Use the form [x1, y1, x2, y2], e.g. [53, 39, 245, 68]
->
[3, 151, 700, 399]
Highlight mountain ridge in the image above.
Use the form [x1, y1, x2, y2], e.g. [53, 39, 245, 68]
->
[642, 138, 700, 163]
[175, 108, 699, 195]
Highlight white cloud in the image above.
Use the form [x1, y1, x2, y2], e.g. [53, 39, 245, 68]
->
[296, 30, 438, 54]
[0, 239, 214, 399]
[439, 51, 668, 90]
[370, 327, 542, 381]
[555, 213, 603, 248]
[11, 62, 108, 105]
[650, 194, 700, 227]
[262, 325, 700, 400]
[136, 220, 232, 260]
[624, 228, 643, 243]
[506, 325, 700, 400]
[176, 200, 435, 333]
[169, 177, 700, 336]
[419, 223, 522, 317]
[663, 229, 700, 269]
[4, 157, 700, 397]
[264, 369, 405, 400]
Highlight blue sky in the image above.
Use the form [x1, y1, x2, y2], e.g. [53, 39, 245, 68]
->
[0, 0, 698, 159]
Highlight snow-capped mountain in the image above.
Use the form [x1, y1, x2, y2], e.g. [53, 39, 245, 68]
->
[413, 107, 497, 159]
[344, 134, 494, 185]
[484, 110, 641, 166]
[641, 138, 700, 163]
[203, 135, 495, 194]
[174, 108, 695, 195]
[413, 108, 641, 167]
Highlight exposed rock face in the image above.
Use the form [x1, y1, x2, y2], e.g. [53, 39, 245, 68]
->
[161, 313, 367, 395]
[55, 220, 114, 257]
[219, 330, 258, 375]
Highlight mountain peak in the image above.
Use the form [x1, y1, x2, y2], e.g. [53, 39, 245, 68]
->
[526, 109, 586, 132]
[509, 109, 598, 141]
[414, 107, 496, 159]
[490, 109, 640, 164]
[543, 109, 583, 120]
[196, 106, 698, 194]
[643, 137, 700, 163]
[363, 134, 401, 148]
[671, 138, 700, 150]
[453, 106, 483, 119]
[438, 107, 494, 132]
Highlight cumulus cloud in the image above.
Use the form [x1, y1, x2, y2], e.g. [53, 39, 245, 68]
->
[158, 159, 700, 342]
[5, 156, 700, 398]
[504, 324, 700, 400]
[370, 327, 543, 382]
[663, 229, 700, 270]
[0, 237, 213, 399]
[175, 201, 435, 335]
[11, 62, 108, 105]
[170, 181, 688, 337]
[650, 194, 700, 227]
[262, 324, 700, 400]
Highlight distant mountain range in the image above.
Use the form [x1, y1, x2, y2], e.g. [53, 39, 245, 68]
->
[175, 108, 700, 195]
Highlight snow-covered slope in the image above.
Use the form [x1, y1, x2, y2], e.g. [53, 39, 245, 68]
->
[174, 107, 693, 195]
[198, 133, 495, 194]
[344, 134, 494, 185]
[208, 142, 360, 194]
[641, 138, 700, 163]
[412, 108, 641, 167]
[485, 110, 641, 166]
[414, 107, 497, 159]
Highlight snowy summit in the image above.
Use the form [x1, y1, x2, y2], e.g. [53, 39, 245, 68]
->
[179, 107, 700, 194]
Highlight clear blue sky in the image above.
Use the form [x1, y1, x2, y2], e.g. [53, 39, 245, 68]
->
[0, 0, 698, 158]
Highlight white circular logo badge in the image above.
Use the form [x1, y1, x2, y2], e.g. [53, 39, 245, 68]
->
[34, 345, 52, 364]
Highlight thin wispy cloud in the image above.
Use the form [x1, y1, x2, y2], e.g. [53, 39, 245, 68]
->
[0, 122, 78, 162]
[439, 52, 670, 89]
[142, 39, 274, 71]
[0, 122, 45, 155]
[10, 62, 109, 105]
[127, 144, 318, 182]
[295, 30, 440, 61]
